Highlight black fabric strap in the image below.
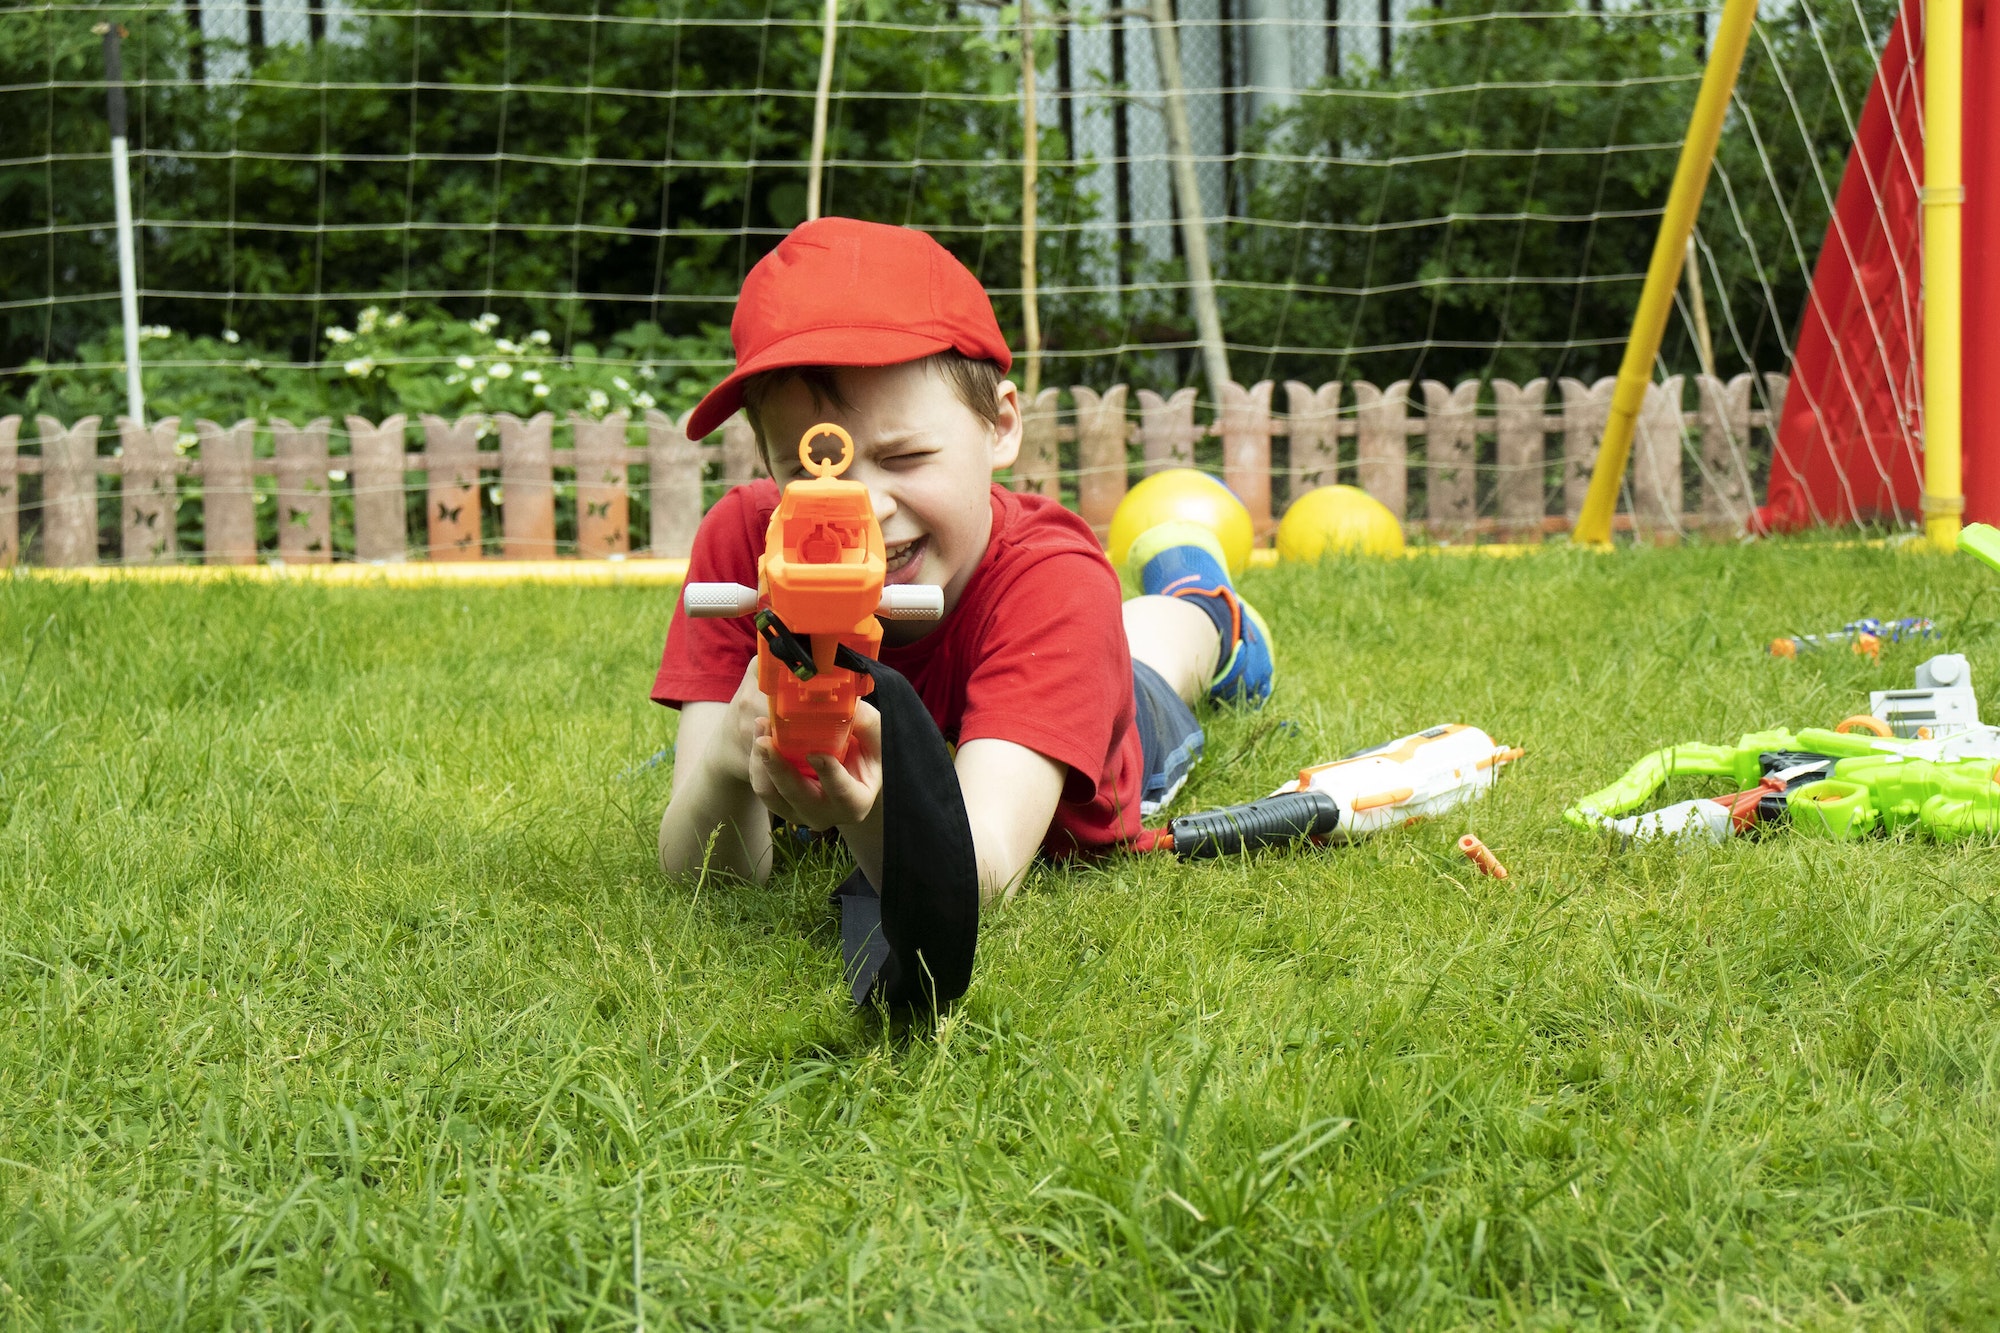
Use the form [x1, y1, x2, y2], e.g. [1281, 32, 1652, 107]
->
[828, 646, 979, 1011]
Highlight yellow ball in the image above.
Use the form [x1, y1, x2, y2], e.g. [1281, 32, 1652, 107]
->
[1107, 469, 1254, 577]
[1277, 485, 1406, 561]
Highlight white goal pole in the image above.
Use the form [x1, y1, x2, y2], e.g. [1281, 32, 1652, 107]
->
[1148, 0, 1234, 408]
[806, 0, 839, 222]
[99, 23, 145, 426]
[1020, 0, 1041, 403]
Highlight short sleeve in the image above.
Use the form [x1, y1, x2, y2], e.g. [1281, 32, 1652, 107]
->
[650, 482, 777, 708]
[952, 550, 1134, 801]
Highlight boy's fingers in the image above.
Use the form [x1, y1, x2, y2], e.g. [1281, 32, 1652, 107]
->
[850, 702, 882, 752]
[763, 748, 836, 822]
[808, 751, 877, 820]
[748, 741, 802, 819]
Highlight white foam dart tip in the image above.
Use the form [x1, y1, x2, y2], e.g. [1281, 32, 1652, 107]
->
[876, 585, 945, 620]
[683, 582, 759, 617]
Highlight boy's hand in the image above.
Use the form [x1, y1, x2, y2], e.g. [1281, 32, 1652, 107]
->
[748, 701, 884, 832]
[696, 658, 769, 788]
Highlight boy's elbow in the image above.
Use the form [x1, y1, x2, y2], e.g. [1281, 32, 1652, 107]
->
[970, 816, 1046, 907]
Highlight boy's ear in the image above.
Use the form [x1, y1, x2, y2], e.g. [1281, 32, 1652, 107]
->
[990, 379, 1024, 470]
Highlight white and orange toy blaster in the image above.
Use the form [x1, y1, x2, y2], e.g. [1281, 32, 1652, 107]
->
[1163, 724, 1524, 858]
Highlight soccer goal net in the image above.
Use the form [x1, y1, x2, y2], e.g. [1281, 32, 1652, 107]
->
[0, 0, 1924, 563]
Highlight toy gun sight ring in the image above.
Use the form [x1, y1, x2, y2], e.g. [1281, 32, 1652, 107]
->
[798, 422, 855, 476]
[682, 422, 944, 772]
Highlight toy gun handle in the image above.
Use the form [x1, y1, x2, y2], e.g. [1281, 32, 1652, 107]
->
[683, 582, 943, 622]
[683, 582, 761, 618]
[1166, 790, 1341, 860]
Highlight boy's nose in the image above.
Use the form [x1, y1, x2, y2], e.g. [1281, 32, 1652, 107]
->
[867, 481, 897, 528]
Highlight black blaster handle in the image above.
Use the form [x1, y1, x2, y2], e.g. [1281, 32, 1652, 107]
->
[1167, 790, 1341, 860]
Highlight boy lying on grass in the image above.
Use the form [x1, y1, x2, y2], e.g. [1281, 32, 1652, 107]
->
[654, 218, 1276, 905]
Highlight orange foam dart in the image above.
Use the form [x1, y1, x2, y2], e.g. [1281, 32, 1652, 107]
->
[1458, 834, 1508, 879]
[757, 423, 886, 775]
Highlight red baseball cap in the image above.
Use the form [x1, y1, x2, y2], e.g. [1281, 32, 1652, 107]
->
[686, 217, 1013, 441]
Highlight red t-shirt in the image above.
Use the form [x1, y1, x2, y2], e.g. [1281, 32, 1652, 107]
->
[652, 481, 1144, 856]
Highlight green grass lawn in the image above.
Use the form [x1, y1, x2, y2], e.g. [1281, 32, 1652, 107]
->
[5, 543, 2000, 1328]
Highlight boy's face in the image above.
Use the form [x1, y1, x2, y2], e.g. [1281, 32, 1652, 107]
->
[760, 361, 1022, 641]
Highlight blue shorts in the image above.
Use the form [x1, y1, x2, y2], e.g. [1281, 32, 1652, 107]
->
[1132, 660, 1204, 816]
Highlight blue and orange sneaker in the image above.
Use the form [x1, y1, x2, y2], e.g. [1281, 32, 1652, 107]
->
[1127, 520, 1275, 705]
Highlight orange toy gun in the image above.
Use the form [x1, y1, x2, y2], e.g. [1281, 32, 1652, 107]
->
[683, 423, 943, 774]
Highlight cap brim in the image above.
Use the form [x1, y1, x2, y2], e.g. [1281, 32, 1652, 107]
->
[685, 326, 958, 441]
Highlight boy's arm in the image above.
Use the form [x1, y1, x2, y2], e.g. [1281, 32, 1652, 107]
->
[747, 715, 1063, 908]
[955, 738, 1066, 905]
[658, 666, 774, 884]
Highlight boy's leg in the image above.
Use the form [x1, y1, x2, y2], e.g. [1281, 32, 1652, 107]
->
[1120, 518, 1277, 816]
[1123, 519, 1276, 705]
[1122, 594, 1220, 706]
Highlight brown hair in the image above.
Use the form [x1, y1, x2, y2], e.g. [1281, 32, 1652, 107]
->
[738, 351, 1005, 468]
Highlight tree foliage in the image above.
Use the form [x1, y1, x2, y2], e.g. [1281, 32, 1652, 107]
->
[1, 0, 1897, 407]
[1223, 0, 1899, 389]
[0, 0, 1097, 390]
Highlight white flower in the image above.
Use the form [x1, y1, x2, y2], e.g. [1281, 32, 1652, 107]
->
[326, 326, 353, 344]
[521, 369, 541, 383]
[445, 372, 465, 385]
[632, 391, 656, 409]
[488, 362, 512, 379]
[612, 375, 631, 392]
[328, 469, 348, 482]
[344, 357, 374, 377]
[176, 430, 197, 453]
[532, 382, 550, 398]
[384, 312, 406, 329]
[587, 389, 610, 412]
[471, 376, 488, 394]
[493, 338, 519, 354]
[530, 329, 551, 345]
[638, 364, 656, 380]
[357, 306, 380, 334]
[140, 324, 171, 341]
[476, 312, 500, 332]
[455, 355, 475, 370]
[222, 329, 240, 344]
[243, 358, 263, 371]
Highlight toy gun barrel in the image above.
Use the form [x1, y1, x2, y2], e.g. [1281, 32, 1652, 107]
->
[1165, 790, 1340, 860]
[683, 581, 943, 621]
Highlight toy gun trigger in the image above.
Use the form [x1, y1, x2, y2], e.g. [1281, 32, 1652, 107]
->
[683, 582, 760, 618]
[754, 609, 818, 682]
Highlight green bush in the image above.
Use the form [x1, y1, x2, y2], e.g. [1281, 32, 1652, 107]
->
[7, 306, 732, 429]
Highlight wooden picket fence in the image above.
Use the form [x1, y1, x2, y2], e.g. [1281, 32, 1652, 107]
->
[0, 372, 1785, 568]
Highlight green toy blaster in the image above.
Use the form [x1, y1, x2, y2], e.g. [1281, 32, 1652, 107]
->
[1961, 522, 2000, 573]
[1566, 726, 2000, 842]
